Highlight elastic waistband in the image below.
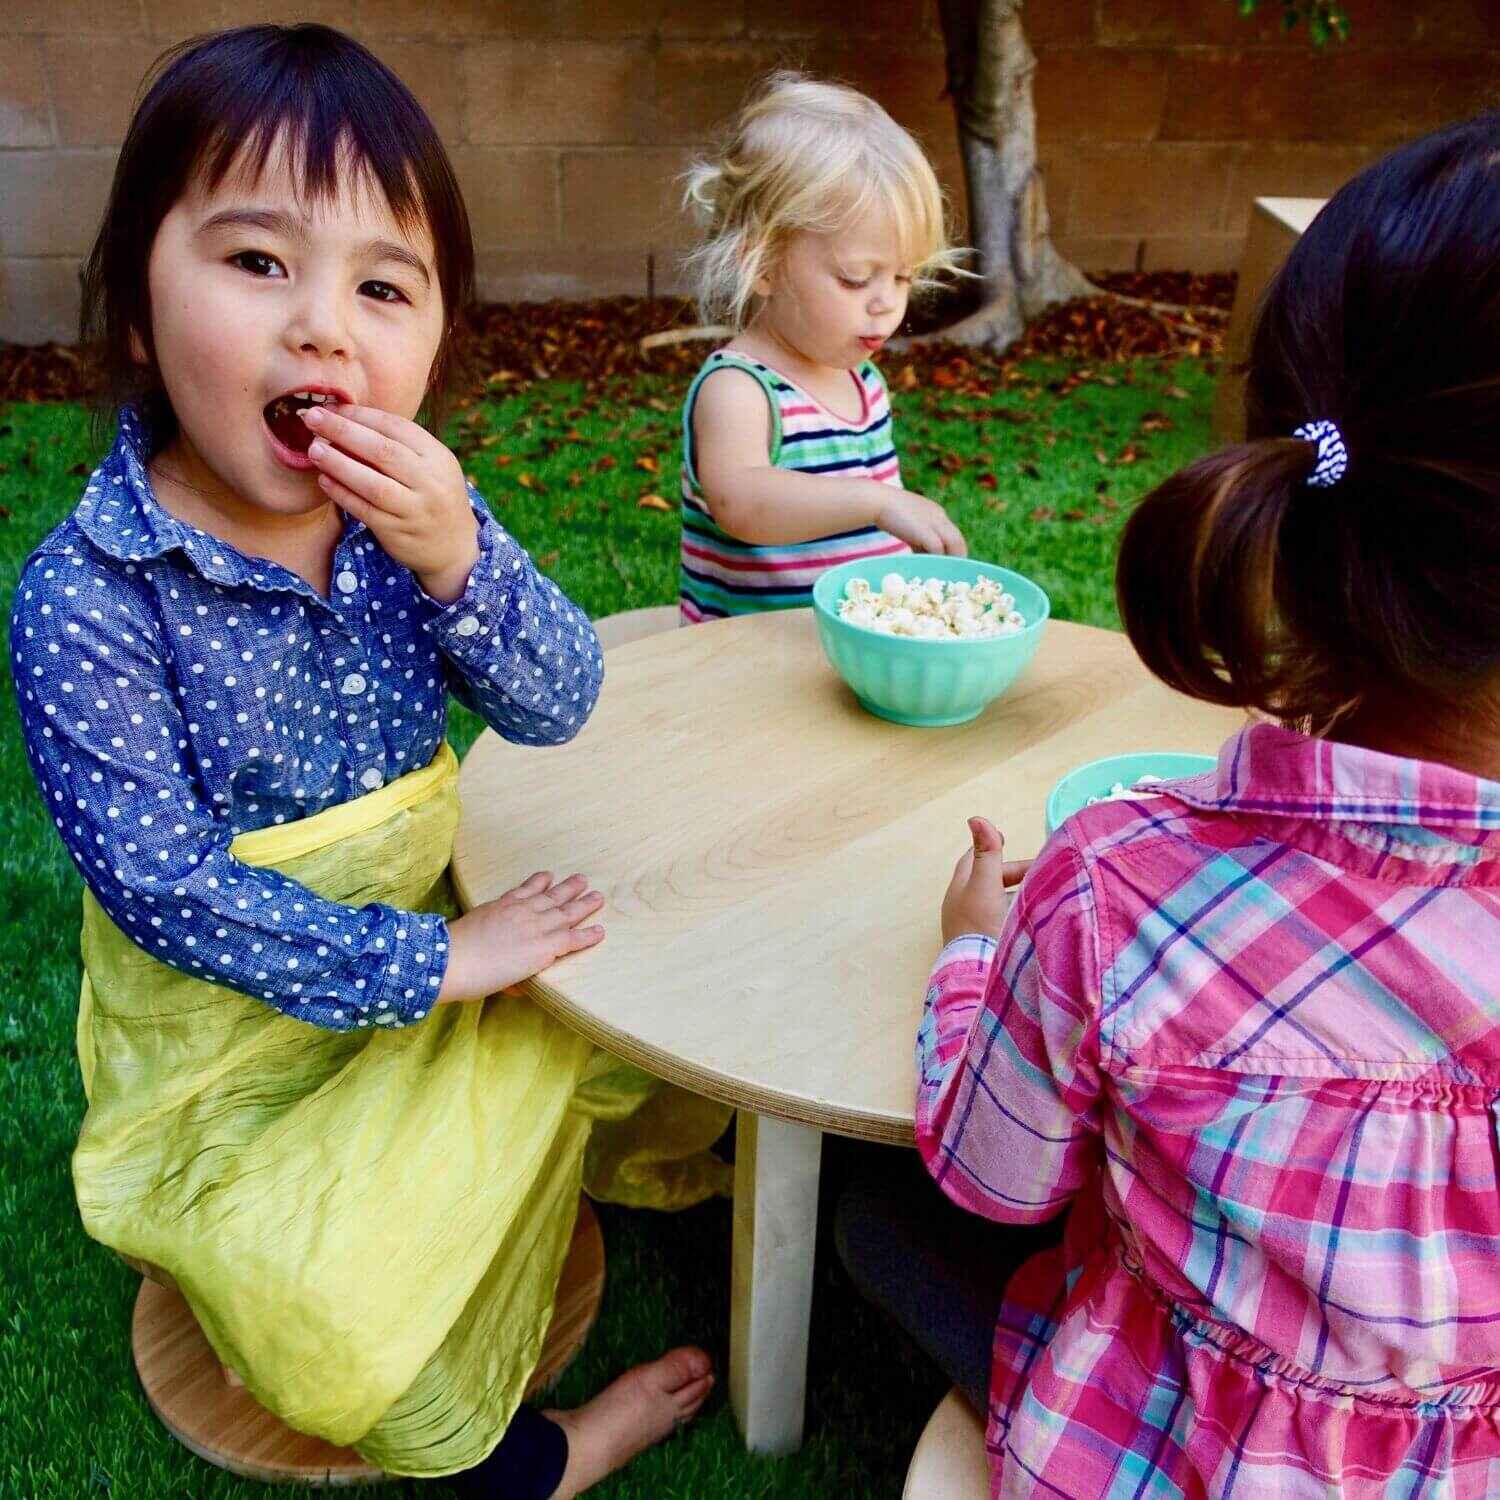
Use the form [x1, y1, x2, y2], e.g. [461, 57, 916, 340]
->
[1118, 1244, 1500, 1413]
[229, 741, 459, 868]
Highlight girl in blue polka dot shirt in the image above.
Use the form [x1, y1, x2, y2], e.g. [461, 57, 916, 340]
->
[9, 25, 717, 1497]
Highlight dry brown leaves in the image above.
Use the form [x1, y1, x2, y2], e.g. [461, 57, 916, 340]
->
[0, 273, 1232, 406]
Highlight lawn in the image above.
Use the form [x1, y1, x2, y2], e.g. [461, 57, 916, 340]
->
[0, 351, 1215, 1497]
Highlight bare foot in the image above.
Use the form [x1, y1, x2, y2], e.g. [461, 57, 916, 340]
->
[543, 1347, 714, 1497]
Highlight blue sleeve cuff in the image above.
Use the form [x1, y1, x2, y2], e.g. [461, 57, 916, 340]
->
[420, 498, 523, 664]
[357, 908, 452, 1027]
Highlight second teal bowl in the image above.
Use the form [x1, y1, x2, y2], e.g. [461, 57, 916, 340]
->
[811, 556, 1050, 727]
[1045, 752, 1217, 835]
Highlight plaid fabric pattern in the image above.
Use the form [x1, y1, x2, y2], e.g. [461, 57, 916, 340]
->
[916, 723, 1500, 1497]
[677, 350, 909, 623]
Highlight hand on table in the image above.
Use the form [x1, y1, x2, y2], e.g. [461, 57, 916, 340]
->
[301, 403, 481, 603]
[439, 872, 605, 1004]
[876, 490, 968, 556]
[940, 817, 1032, 944]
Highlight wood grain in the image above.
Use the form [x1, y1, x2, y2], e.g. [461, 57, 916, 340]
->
[903, 1387, 990, 1499]
[452, 610, 1242, 1144]
[727, 1114, 822, 1455]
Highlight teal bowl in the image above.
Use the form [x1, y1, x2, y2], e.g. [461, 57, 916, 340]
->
[1045, 752, 1217, 835]
[811, 556, 1050, 727]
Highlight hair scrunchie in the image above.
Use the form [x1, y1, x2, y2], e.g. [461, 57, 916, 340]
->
[1293, 419, 1348, 488]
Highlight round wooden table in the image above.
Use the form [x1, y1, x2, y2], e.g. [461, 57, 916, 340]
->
[451, 610, 1242, 1455]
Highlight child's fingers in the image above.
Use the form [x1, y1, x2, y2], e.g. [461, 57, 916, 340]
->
[558, 924, 606, 955]
[308, 438, 407, 511]
[1002, 858, 1032, 888]
[302, 405, 424, 486]
[536, 872, 589, 907]
[556, 891, 606, 926]
[316, 402, 436, 459]
[967, 816, 1005, 855]
[506, 871, 553, 899]
[317, 470, 387, 524]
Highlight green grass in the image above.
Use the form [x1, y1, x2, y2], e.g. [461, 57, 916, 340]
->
[0, 355, 1215, 1497]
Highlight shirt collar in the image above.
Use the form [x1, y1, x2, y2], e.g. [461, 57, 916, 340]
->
[73, 403, 362, 599]
[1167, 722, 1500, 848]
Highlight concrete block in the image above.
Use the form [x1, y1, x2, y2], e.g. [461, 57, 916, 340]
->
[449, 146, 559, 249]
[0, 150, 117, 258]
[0, 39, 54, 148]
[0, 255, 82, 344]
[465, 41, 654, 146]
[44, 37, 162, 148]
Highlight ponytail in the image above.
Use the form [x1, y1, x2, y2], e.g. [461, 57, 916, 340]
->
[1118, 440, 1314, 716]
[1117, 111, 1500, 729]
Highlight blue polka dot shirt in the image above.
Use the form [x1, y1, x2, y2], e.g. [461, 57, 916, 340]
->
[10, 405, 605, 1031]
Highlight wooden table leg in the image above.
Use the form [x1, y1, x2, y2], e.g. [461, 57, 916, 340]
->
[728, 1110, 823, 1455]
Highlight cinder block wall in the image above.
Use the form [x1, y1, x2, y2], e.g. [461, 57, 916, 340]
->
[2, 0, 1495, 344]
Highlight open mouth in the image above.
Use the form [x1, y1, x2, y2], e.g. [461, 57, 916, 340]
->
[263, 390, 341, 456]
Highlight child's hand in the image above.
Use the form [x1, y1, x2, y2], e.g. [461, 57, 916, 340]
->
[876, 490, 967, 556]
[301, 403, 481, 603]
[940, 817, 1031, 944]
[438, 872, 606, 1004]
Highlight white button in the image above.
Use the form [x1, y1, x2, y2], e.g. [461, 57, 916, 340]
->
[336, 570, 358, 594]
[360, 768, 383, 790]
[455, 616, 480, 637]
[341, 673, 367, 695]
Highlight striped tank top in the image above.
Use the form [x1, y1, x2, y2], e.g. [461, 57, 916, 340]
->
[678, 350, 911, 623]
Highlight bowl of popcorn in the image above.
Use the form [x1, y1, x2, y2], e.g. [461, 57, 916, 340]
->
[811, 556, 1050, 726]
[1044, 752, 1217, 835]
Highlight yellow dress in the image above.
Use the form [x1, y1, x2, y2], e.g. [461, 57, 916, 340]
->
[72, 741, 732, 1476]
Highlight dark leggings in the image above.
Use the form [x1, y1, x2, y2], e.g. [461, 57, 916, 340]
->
[445, 1406, 568, 1500]
[833, 1144, 1063, 1415]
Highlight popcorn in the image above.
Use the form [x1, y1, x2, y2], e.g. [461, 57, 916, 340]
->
[836, 574, 1028, 639]
[1086, 774, 1166, 806]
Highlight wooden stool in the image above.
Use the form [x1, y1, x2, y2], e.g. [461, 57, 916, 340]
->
[131, 1198, 606, 1485]
[903, 1388, 990, 1500]
[592, 605, 678, 653]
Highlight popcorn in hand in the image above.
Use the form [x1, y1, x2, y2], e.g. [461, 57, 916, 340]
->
[837, 573, 1027, 639]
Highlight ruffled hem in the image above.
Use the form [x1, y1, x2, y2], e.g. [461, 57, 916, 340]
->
[991, 1246, 1500, 1498]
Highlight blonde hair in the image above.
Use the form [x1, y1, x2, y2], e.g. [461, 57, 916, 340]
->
[682, 71, 966, 329]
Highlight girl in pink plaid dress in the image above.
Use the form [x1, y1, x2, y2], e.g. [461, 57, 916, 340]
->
[837, 114, 1500, 1496]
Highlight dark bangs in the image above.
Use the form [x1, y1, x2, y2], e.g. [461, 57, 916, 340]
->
[81, 24, 474, 442]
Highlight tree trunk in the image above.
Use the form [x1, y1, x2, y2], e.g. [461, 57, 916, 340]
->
[936, 0, 1095, 352]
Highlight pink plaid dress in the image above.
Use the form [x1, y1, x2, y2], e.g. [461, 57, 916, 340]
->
[916, 723, 1500, 1497]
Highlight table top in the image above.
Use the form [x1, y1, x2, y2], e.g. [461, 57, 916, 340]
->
[451, 611, 1243, 1145]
